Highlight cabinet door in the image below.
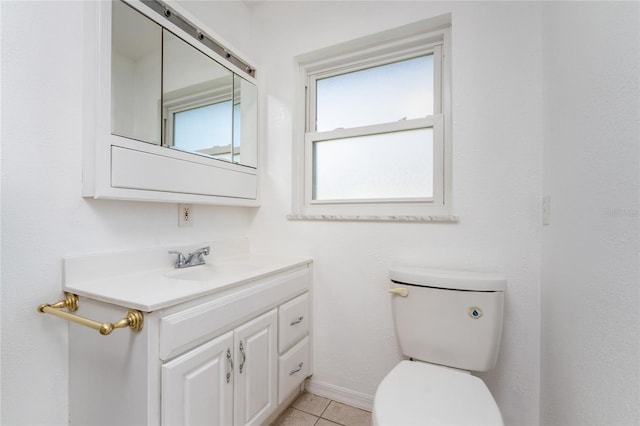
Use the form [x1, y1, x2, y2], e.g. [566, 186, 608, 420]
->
[162, 331, 234, 426]
[233, 309, 278, 426]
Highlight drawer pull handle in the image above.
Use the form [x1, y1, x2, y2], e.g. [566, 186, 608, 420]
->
[289, 362, 304, 375]
[226, 348, 233, 383]
[290, 316, 304, 326]
[239, 341, 246, 374]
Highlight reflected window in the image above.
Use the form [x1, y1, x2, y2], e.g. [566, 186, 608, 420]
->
[162, 30, 234, 160]
[173, 101, 232, 159]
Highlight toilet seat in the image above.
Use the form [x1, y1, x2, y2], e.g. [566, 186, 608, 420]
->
[373, 361, 503, 426]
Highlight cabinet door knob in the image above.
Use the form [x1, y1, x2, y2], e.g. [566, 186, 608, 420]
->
[290, 316, 304, 326]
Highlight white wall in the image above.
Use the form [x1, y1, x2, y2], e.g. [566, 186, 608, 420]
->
[248, 2, 543, 424]
[0, 1, 255, 424]
[540, 2, 640, 425]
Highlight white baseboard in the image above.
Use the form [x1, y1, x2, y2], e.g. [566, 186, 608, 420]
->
[305, 379, 374, 412]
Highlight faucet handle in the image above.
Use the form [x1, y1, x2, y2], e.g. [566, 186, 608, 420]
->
[192, 246, 210, 262]
[168, 250, 187, 268]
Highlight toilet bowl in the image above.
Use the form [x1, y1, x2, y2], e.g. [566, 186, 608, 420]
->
[373, 361, 502, 426]
[373, 267, 506, 426]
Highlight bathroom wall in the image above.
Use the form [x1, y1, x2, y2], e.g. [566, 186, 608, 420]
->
[540, 2, 640, 425]
[0, 1, 256, 424]
[247, 2, 543, 424]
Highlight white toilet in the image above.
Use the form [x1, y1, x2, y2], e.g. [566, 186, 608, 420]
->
[373, 266, 506, 426]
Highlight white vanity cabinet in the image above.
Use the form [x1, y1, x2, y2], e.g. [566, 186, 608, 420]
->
[68, 259, 312, 426]
[162, 309, 278, 426]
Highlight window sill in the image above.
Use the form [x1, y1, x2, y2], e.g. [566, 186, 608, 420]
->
[286, 213, 459, 223]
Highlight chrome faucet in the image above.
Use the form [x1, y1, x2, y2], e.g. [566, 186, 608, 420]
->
[169, 246, 210, 268]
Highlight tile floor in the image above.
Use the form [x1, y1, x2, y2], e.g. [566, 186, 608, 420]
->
[271, 392, 372, 426]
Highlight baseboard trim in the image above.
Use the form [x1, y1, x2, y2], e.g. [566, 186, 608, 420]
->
[305, 379, 374, 412]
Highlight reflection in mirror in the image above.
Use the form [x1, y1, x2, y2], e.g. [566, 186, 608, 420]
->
[233, 75, 258, 168]
[111, 1, 162, 144]
[162, 30, 234, 160]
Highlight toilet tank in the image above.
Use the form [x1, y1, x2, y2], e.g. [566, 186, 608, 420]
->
[389, 267, 506, 372]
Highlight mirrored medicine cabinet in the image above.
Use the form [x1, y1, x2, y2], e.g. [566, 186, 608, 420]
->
[83, 0, 259, 205]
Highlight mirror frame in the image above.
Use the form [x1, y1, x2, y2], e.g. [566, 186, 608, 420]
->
[83, 0, 260, 206]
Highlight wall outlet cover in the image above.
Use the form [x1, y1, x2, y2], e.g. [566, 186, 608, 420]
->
[179, 204, 193, 227]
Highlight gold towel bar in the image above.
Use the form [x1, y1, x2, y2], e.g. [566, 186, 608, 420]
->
[38, 293, 144, 335]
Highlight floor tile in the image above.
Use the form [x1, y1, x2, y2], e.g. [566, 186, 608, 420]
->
[321, 401, 372, 426]
[271, 407, 319, 426]
[315, 419, 343, 426]
[292, 392, 331, 416]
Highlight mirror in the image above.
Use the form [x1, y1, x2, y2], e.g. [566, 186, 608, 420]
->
[111, 0, 162, 144]
[233, 75, 258, 168]
[162, 30, 234, 160]
[110, 1, 257, 168]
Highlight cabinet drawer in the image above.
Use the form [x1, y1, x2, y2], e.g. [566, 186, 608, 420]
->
[278, 336, 310, 404]
[278, 292, 309, 353]
[111, 146, 257, 199]
[160, 267, 309, 360]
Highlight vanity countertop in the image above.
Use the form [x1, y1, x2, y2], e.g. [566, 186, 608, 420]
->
[63, 240, 312, 312]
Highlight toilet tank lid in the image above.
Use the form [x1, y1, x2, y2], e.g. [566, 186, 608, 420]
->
[389, 267, 506, 292]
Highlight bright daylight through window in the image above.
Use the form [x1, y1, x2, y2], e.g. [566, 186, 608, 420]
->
[293, 18, 452, 220]
[313, 55, 435, 201]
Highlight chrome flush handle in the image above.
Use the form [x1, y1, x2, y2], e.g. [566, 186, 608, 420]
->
[388, 287, 409, 297]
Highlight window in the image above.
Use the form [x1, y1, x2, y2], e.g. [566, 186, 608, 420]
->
[292, 18, 452, 220]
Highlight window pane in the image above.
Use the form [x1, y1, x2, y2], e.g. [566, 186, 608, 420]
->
[315, 55, 433, 131]
[174, 101, 232, 159]
[313, 128, 433, 201]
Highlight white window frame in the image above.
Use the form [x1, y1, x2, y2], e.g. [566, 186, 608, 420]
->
[291, 20, 454, 221]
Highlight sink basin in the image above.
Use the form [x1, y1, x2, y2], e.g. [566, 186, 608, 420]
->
[165, 262, 264, 281]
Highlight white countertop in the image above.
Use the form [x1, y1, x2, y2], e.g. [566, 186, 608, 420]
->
[63, 240, 312, 311]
